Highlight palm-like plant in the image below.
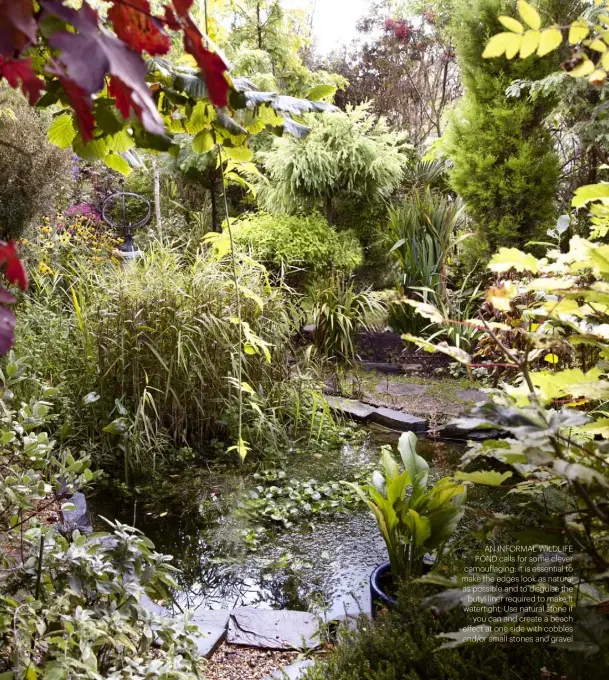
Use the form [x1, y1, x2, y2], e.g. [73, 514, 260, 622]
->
[388, 189, 466, 294]
[347, 432, 467, 580]
[309, 276, 387, 365]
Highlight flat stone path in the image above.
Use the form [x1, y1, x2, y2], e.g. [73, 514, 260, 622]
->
[374, 382, 427, 396]
[263, 660, 316, 680]
[227, 608, 321, 651]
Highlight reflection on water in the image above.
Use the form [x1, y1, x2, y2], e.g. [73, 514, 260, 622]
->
[90, 429, 463, 615]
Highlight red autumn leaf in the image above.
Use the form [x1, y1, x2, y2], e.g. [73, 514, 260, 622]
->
[184, 25, 229, 107]
[47, 60, 95, 142]
[165, 1, 230, 107]
[0, 0, 37, 57]
[172, 0, 194, 16]
[108, 0, 170, 57]
[41, 0, 164, 137]
[0, 57, 45, 105]
[0, 241, 28, 292]
[109, 75, 132, 119]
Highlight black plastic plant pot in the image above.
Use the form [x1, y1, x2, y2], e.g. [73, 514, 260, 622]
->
[370, 555, 436, 618]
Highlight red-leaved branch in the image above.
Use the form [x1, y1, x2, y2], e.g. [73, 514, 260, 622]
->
[0, 0, 231, 356]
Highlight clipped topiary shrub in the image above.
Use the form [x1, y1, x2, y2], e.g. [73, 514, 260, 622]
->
[232, 212, 364, 276]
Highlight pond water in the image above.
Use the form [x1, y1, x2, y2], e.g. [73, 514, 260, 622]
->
[90, 427, 464, 618]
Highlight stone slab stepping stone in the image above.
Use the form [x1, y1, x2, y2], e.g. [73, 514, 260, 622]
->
[325, 396, 376, 422]
[375, 382, 427, 397]
[60, 492, 93, 534]
[193, 623, 227, 659]
[371, 407, 427, 432]
[191, 609, 231, 629]
[227, 608, 321, 650]
[455, 388, 489, 403]
[263, 659, 316, 680]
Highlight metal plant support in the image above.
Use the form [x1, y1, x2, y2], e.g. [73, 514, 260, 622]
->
[102, 189, 151, 256]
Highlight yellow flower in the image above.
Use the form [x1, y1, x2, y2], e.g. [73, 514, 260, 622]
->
[38, 262, 54, 275]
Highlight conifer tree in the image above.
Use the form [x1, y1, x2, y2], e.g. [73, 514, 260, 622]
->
[443, 0, 563, 256]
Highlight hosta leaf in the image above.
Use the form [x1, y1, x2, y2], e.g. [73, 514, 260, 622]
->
[518, 1, 541, 30]
[537, 27, 563, 56]
[455, 471, 513, 486]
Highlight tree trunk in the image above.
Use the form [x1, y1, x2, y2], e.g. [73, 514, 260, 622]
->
[325, 195, 334, 225]
[256, 2, 263, 49]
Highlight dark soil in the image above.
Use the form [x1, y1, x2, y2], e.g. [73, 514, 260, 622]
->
[355, 330, 450, 377]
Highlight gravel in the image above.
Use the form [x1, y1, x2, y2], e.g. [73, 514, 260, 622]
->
[203, 645, 300, 680]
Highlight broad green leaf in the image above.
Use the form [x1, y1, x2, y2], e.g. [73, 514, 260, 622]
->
[107, 129, 135, 153]
[537, 27, 563, 56]
[306, 84, 337, 101]
[520, 30, 540, 58]
[499, 16, 524, 33]
[48, 114, 76, 149]
[73, 135, 108, 162]
[518, 1, 541, 30]
[483, 32, 521, 58]
[103, 417, 130, 435]
[193, 130, 215, 154]
[569, 19, 589, 44]
[222, 145, 254, 162]
[488, 247, 540, 273]
[187, 100, 212, 135]
[572, 183, 609, 207]
[455, 471, 513, 486]
[104, 153, 131, 176]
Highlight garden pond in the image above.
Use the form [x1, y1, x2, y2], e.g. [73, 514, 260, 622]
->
[91, 427, 469, 619]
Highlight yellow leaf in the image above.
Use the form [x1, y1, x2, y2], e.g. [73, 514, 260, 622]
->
[505, 33, 522, 58]
[488, 247, 540, 273]
[589, 69, 607, 85]
[483, 32, 519, 58]
[537, 27, 563, 56]
[602, 51, 609, 69]
[569, 19, 590, 44]
[520, 30, 540, 58]
[518, 1, 541, 30]
[499, 16, 524, 33]
[568, 58, 595, 77]
[544, 353, 560, 364]
[487, 282, 519, 312]
[589, 38, 607, 52]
